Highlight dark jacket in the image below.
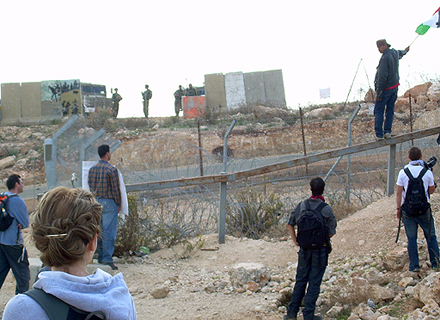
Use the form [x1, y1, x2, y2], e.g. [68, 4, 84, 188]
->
[374, 47, 407, 99]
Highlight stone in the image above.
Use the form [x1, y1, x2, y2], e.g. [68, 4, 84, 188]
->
[427, 83, 440, 101]
[326, 305, 344, 317]
[304, 107, 335, 119]
[413, 272, 440, 305]
[403, 82, 432, 98]
[382, 248, 408, 271]
[0, 155, 16, 170]
[245, 280, 259, 292]
[151, 286, 170, 299]
[229, 263, 270, 287]
[253, 105, 290, 120]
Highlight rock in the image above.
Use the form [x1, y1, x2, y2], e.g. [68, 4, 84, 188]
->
[0, 156, 16, 170]
[229, 263, 270, 287]
[253, 105, 290, 120]
[304, 107, 335, 119]
[382, 248, 408, 271]
[245, 280, 259, 292]
[427, 83, 440, 101]
[364, 89, 376, 102]
[151, 286, 170, 299]
[326, 305, 344, 317]
[413, 272, 440, 305]
[398, 277, 414, 288]
[363, 268, 387, 285]
[403, 82, 432, 98]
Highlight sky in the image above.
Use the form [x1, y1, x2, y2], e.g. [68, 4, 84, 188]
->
[1, 1, 439, 118]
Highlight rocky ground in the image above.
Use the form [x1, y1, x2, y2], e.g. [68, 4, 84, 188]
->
[1, 194, 440, 320]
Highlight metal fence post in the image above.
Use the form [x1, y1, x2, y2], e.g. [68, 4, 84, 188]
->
[387, 144, 396, 196]
[44, 115, 79, 190]
[218, 119, 236, 244]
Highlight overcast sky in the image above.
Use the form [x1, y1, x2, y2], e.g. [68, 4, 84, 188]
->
[1, 1, 439, 118]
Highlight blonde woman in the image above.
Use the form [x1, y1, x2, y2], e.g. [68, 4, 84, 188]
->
[3, 187, 136, 319]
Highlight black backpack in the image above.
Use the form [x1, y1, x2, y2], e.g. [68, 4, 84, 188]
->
[0, 193, 17, 231]
[402, 167, 430, 216]
[25, 288, 106, 320]
[296, 200, 328, 250]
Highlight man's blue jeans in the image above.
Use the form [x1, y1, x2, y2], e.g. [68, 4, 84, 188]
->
[374, 87, 398, 138]
[287, 247, 328, 320]
[403, 210, 440, 271]
[97, 198, 119, 263]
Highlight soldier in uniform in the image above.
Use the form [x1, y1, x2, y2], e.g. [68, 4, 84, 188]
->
[174, 85, 185, 116]
[142, 85, 153, 118]
[111, 88, 122, 118]
[185, 83, 198, 96]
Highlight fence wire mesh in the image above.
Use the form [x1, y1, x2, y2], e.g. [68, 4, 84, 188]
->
[111, 110, 440, 246]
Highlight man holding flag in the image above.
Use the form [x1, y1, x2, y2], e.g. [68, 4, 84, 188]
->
[373, 39, 409, 140]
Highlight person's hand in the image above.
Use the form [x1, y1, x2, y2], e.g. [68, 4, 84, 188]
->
[396, 209, 401, 220]
[405, 46, 410, 52]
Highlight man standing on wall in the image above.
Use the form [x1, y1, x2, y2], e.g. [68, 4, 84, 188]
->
[142, 84, 153, 118]
[88, 145, 121, 270]
[285, 177, 337, 320]
[0, 174, 30, 294]
[374, 39, 409, 140]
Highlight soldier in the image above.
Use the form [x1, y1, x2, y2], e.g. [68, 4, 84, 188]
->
[142, 85, 153, 118]
[111, 88, 122, 118]
[185, 83, 198, 96]
[174, 85, 185, 116]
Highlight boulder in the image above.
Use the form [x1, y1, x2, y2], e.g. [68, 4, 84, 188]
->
[427, 83, 440, 101]
[253, 105, 291, 120]
[412, 272, 440, 305]
[403, 82, 432, 98]
[304, 107, 335, 119]
[0, 156, 16, 170]
[382, 248, 408, 271]
[229, 262, 270, 287]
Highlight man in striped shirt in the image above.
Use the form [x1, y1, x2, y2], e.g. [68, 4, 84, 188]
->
[88, 144, 121, 270]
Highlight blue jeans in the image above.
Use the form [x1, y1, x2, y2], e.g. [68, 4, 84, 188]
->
[403, 210, 440, 271]
[374, 87, 398, 138]
[97, 198, 119, 263]
[287, 247, 328, 320]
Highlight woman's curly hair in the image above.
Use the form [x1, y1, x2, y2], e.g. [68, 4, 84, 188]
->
[31, 187, 102, 267]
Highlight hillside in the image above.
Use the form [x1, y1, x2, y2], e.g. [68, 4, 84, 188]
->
[1, 82, 440, 319]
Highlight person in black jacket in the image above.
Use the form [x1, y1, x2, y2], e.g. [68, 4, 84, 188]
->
[374, 39, 409, 140]
[284, 177, 337, 320]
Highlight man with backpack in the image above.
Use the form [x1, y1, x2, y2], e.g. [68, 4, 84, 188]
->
[0, 174, 30, 294]
[284, 177, 337, 320]
[396, 146, 439, 272]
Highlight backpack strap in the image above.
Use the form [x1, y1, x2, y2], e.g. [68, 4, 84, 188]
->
[24, 288, 107, 320]
[404, 167, 428, 182]
[24, 288, 70, 320]
[304, 199, 327, 214]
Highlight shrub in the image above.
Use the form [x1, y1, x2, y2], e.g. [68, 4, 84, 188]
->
[114, 193, 149, 255]
[227, 188, 284, 239]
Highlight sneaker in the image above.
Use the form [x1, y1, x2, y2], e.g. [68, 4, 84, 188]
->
[98, 261, 119, 270]
[384, 133, 392, 139]
[375, 136, 384, 141]
[283, 315, 297, 320]
[409, 268, 420, 272]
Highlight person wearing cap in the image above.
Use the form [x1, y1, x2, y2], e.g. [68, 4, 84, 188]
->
[111, 88, 122, 118]
[142, 85, 153, 118]
[373, 39, 409, 140]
